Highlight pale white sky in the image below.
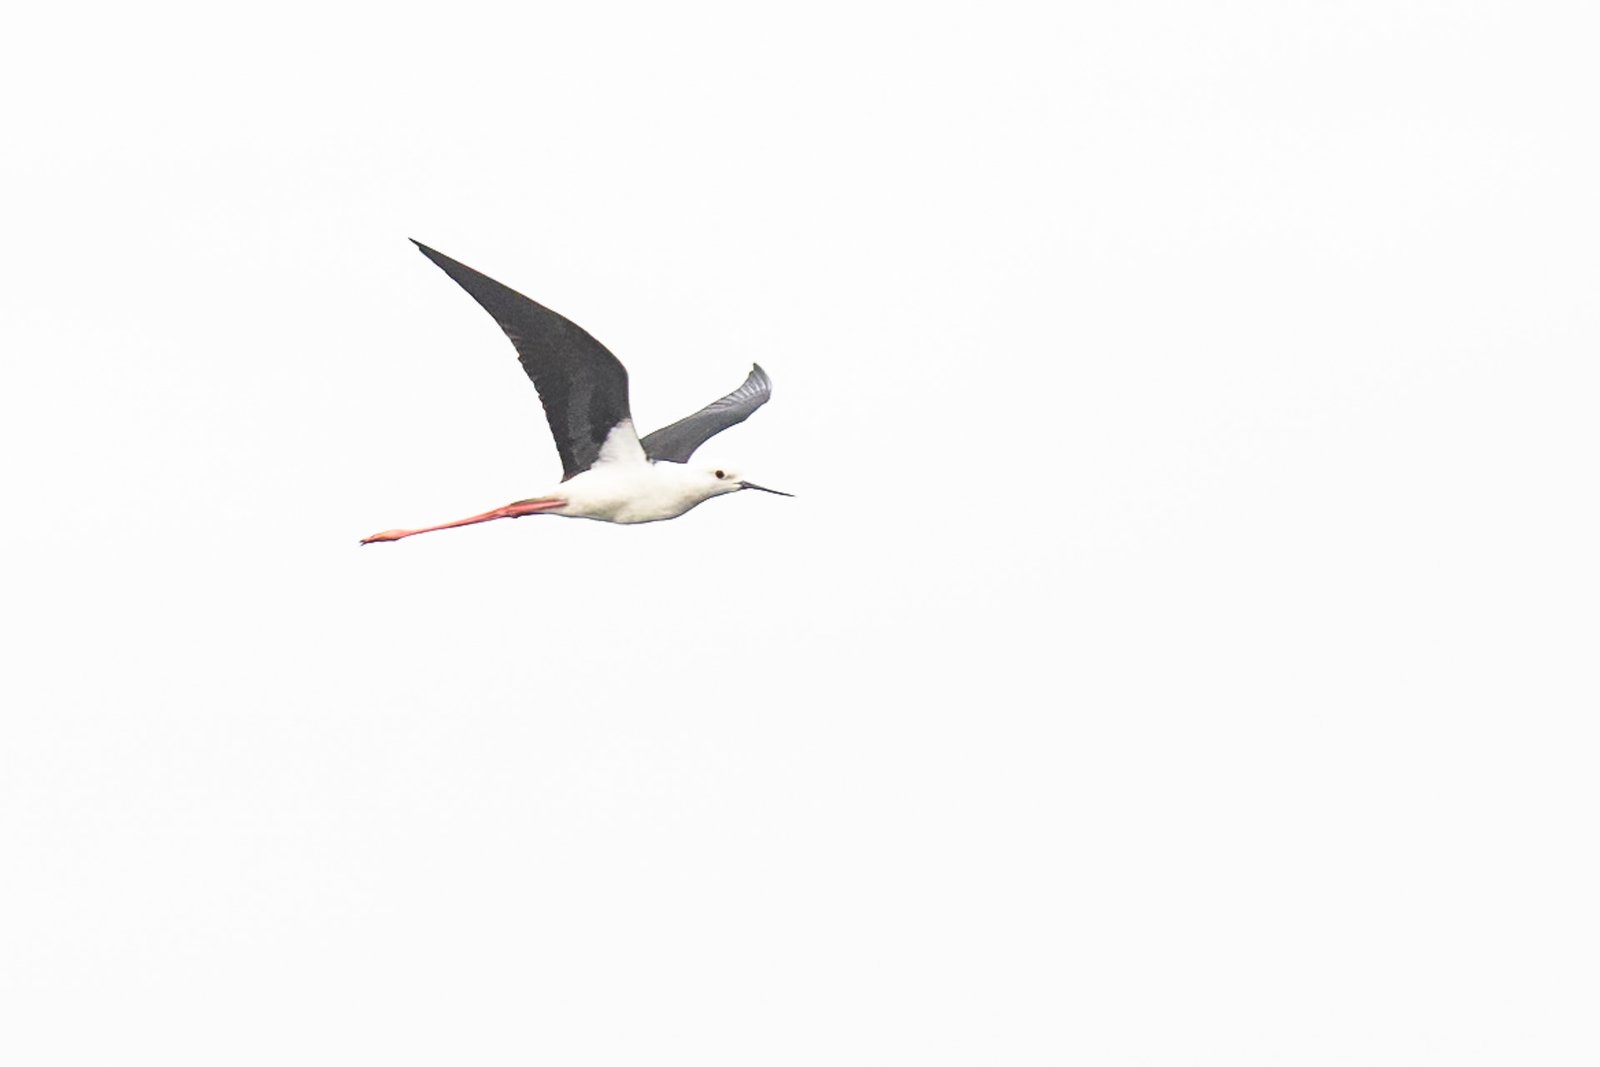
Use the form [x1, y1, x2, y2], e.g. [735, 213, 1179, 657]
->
[2, 2, 1597, 1064]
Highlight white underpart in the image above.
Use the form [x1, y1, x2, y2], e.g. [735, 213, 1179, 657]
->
[547, 420, 737, 524]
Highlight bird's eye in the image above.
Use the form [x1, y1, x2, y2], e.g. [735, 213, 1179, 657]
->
[715, 470, 726, 479]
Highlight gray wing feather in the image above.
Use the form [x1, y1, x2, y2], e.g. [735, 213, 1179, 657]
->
[411, 240, 632, 482]
[639, 364, 773, 463]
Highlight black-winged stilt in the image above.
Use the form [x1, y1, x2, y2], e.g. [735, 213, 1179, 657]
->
[362, 241, 790, 544]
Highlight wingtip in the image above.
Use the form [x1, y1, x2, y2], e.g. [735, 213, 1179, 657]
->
[410, 239, 459, 273]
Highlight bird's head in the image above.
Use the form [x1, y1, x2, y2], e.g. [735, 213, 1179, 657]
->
[700, 465, 793, 500]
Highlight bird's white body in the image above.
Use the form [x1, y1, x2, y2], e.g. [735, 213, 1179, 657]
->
[550, 458, 738, 524]
[509, 420, 738, 524]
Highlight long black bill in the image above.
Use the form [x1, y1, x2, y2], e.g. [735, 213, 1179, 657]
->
[740, 481, 794, 497]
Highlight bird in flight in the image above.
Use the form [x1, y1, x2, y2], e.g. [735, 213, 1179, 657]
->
[362, 241, 790, 544]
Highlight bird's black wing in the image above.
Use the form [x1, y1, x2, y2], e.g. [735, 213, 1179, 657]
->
[412, 240, 634, 481]
[639, 364, 773, 463]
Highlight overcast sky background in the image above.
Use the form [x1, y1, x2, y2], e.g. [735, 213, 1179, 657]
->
[2, 2, 1597, 1063]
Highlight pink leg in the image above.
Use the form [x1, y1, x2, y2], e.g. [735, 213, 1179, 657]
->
[361, 497, 566, 544]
